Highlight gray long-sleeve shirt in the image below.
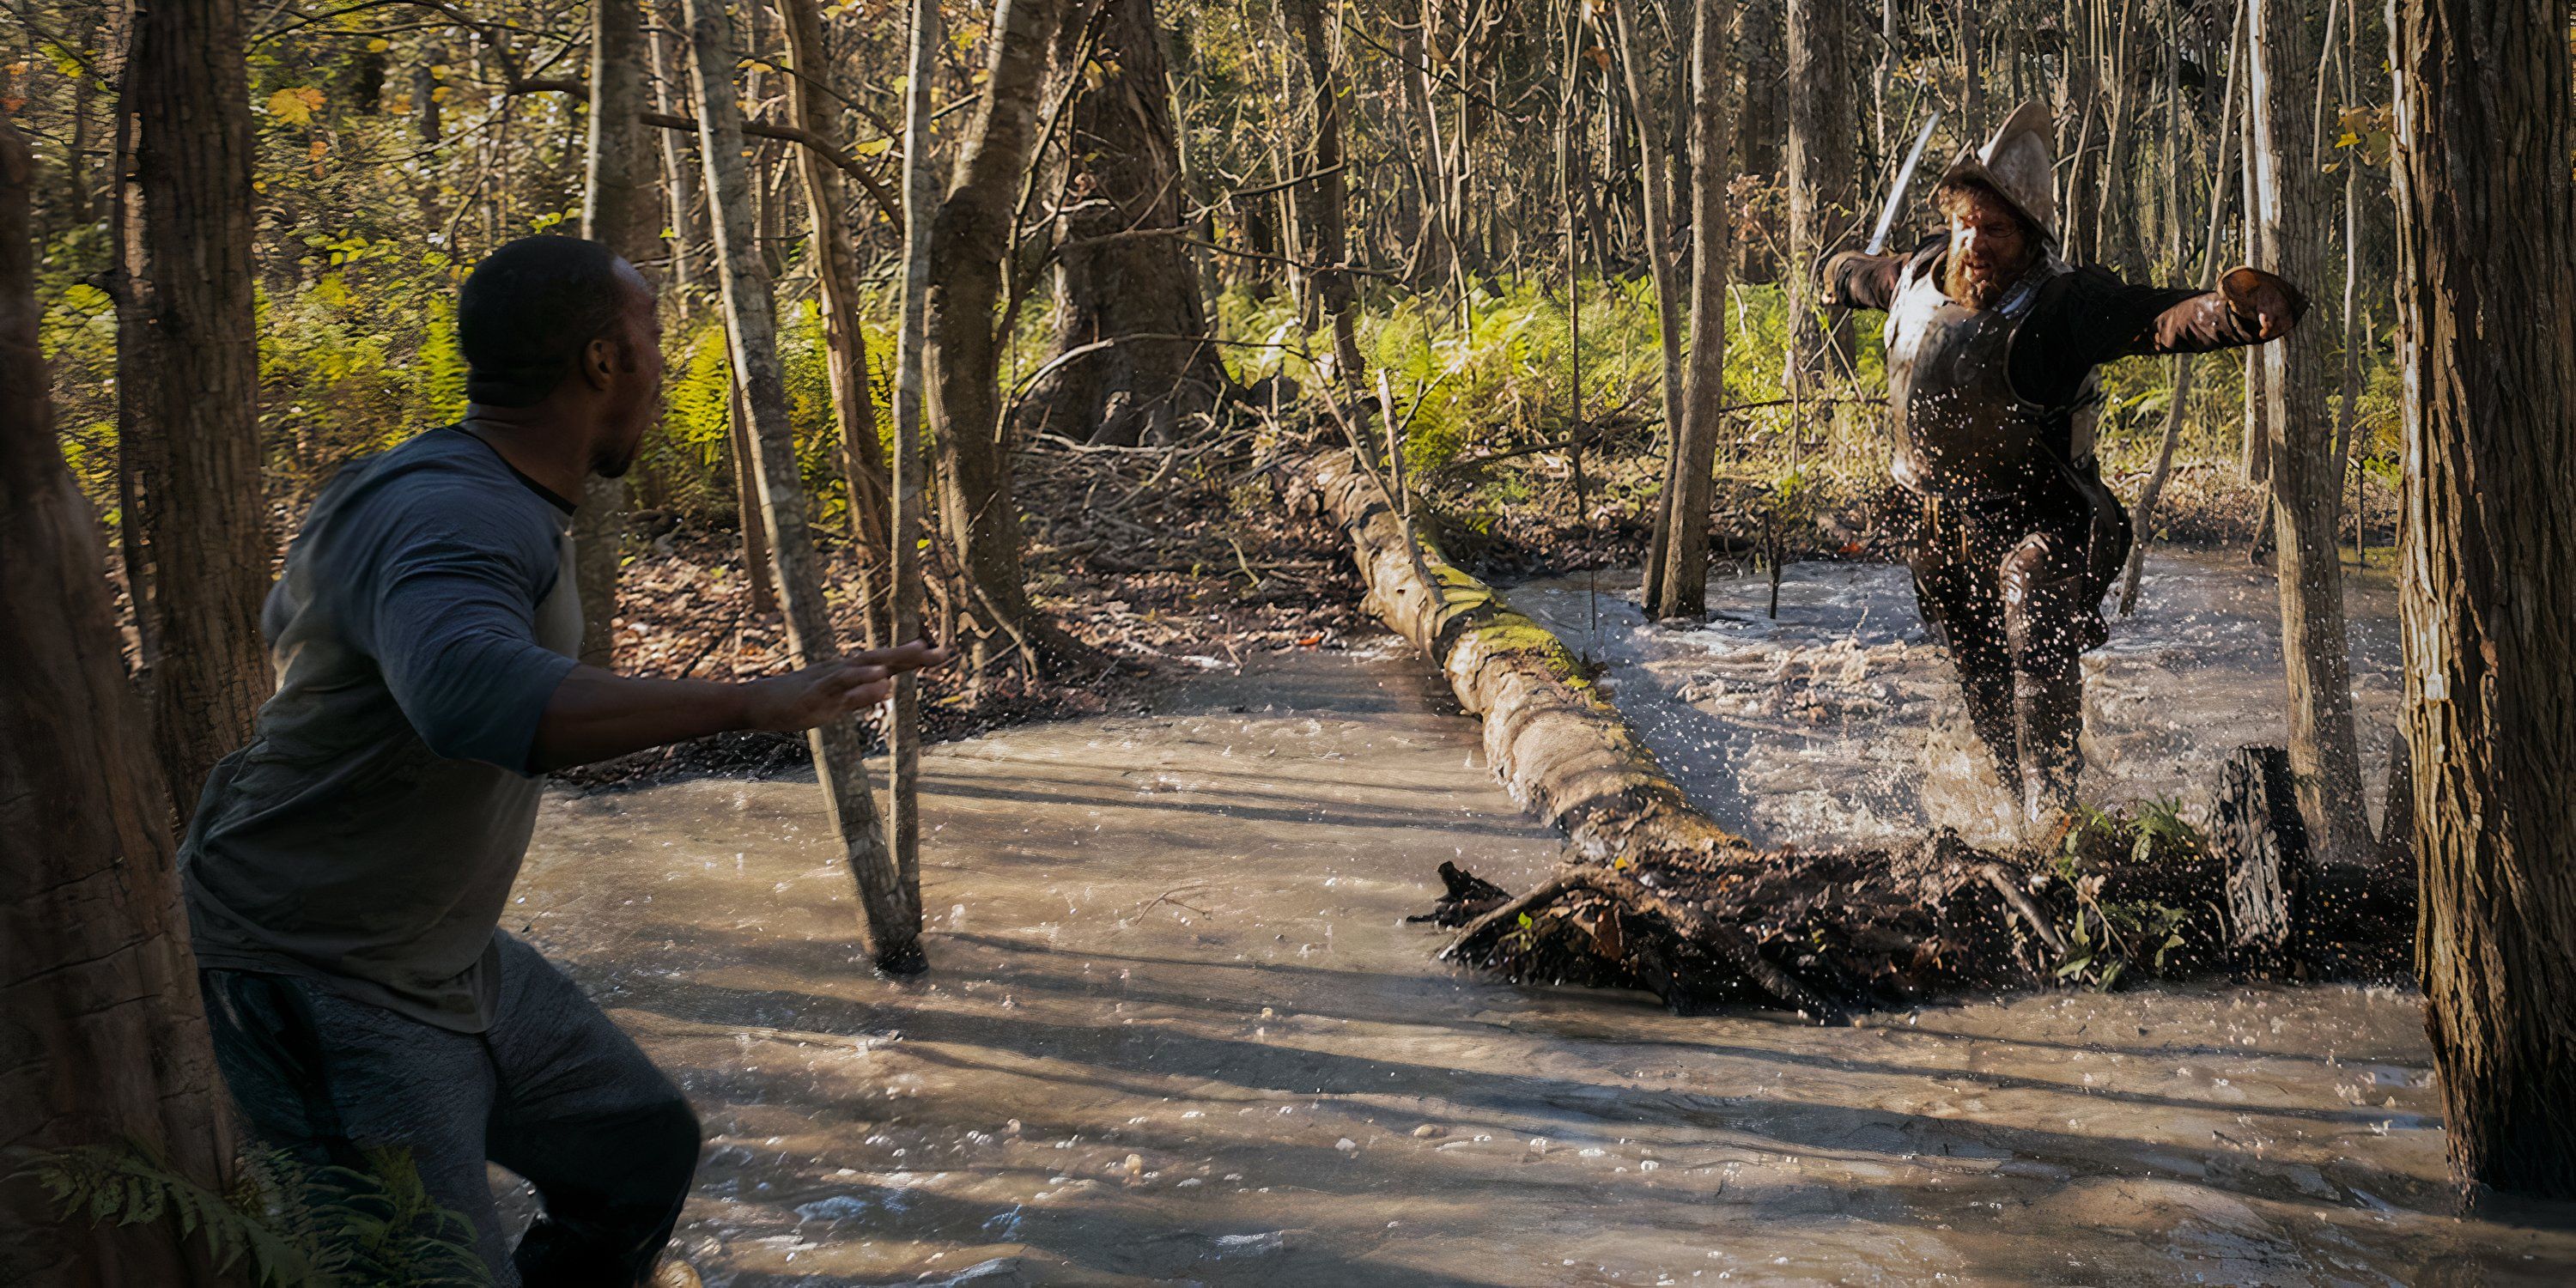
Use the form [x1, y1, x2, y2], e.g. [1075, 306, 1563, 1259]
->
[181, 426, 581, 1032]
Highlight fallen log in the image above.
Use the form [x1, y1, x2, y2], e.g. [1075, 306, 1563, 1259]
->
[1286, 448, 2413, 1018]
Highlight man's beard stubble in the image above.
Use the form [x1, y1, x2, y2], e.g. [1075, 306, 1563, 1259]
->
[1946, 251, 2020, 310]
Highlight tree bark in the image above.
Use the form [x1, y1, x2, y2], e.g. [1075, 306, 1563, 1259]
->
[575, 0, 661, 670]
[923, 0, 1087, 672]
[781, 0, 892, 646]
[727, 374, 777, 616]
[1732, 1, 1783, 282]
[124, 0, 270, 818]
[2249, 0, 2366, 866]
[2390, 0, 2576, 1199]
[888, 0, 941, 956]
[1279, 0, 1365, 387]
[1019, 0, 1230, 447]
[0, 118, 234, 1288]
[1602, 0, 1686, 611]
[1647, 0, 1734, 621]
[651, 15, 705, 310]
[1785, 0, 1856, 390]
[684, 0, 922, 971]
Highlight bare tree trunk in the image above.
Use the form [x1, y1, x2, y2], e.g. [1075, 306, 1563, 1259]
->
[1280, 0, 1365, 386]
[2390, 0, 2576, 1200]
[0, 118, 234, 1287]
[2090, 0, 2142, 273]
[727, 374, 776, 616]
[123, 0, 270, 818]
[781, 0, 891, 646]
[1785, 0, 1856, 390]
[651, 14, 704, 310]
[107, 39, 156, 674]
[2249, 0, 2366, 866]
[888, 0, 941, 963]
[1957, 0, 1984, 126]
[684, 0, 922, 971]
[1021, 0, 1230, 447]
[923, 0, 1088, 672]
[1602, 0, 1686, 610]
[1647, 0, 1734, 621]
[1731, 0, 1783, 283]
[574, 0, 660, 670]
[2239, 81, 2271, 483]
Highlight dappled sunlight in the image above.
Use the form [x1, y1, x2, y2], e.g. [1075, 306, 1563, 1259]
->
[516, 647, 2573, 1285]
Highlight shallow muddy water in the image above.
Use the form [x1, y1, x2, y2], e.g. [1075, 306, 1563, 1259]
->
[1510, 550, 2404, 852]
[513, 638, 2576, 1285]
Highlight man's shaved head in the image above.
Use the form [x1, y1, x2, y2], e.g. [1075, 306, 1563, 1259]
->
[459, 236, 649, 408]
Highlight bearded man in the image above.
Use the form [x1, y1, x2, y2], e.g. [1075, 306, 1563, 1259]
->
[1821, 103, 2306, 822]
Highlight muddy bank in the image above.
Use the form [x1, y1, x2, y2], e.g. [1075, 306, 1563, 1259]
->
[510, 646, 2575, 1285]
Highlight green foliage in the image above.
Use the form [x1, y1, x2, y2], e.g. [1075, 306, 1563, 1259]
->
[15, 1140, 489, 1287]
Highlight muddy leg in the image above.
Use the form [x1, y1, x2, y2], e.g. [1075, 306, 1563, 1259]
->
[2002, 533, 2093, 821]
[1910, 547, 2020, 792]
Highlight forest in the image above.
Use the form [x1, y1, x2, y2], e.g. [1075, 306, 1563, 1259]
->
[4, 0, 2573, 1283]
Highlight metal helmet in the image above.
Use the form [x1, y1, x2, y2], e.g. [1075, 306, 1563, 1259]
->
[1935, 100, 2057, 242]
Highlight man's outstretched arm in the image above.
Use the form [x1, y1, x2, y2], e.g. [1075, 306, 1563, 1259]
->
[2012, 266, 2309, 408]
[529, 641, 948, 771]
[1819, 248, 1911, 313]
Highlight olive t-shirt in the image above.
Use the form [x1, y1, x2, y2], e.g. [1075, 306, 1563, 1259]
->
[180, 426, 581, 1033]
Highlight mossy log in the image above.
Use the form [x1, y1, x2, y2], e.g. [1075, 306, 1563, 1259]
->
[1287, 449, 2414, 1019]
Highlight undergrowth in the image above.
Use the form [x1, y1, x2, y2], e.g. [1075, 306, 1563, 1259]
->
[14, 1139, 488, 1286]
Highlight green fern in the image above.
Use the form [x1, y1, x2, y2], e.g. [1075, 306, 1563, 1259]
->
[13, 1140, 491, 1287]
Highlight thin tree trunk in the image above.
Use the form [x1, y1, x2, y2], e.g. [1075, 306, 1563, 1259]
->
[1958, 0, 1984, 126]
[924, 0, 1088, 673]
[575, 0, 660, 670]
[2250, 0, 2366, 865]
[781, 0, 891, 646]
[2390, 0, 2576, 1200]
[2121, 0, 2245, 616]
[1732, 1, 1783, 283]
[887, 0, 940, 994]
[727, 374, 776, 615]
[1648, 0, 1734, 622]
[2239, 80, 2270, 483]
[1785, 0, 1856, 390]
[1280, 0, 1365, 386]
[651, 15, 703, 311]
[1602, 0, 1686, 610]
[684, 0, 922, 971]
[107, 39, 155, 673]
[0, 117, 234, 1286]
[2090, 0, 2141, 273]
[124, 0, 270, 820]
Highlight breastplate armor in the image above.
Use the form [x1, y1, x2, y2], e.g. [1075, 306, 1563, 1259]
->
[1881, 252, 2101, 501]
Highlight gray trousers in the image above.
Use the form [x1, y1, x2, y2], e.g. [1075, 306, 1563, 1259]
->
[202, 933, 701, 1287]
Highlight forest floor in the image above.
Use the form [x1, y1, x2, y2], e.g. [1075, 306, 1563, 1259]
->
[508, 645, 2576, 1286]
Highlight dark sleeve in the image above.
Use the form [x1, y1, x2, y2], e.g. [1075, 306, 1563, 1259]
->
[2012, 266, 2310, 408]
[1822, 250, 1908, 313]
[359, 501, 577, 773]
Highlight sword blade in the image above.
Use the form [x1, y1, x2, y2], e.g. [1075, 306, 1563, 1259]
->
[1866, 111, 1944, 256]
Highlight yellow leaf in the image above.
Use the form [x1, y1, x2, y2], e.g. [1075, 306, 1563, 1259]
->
[856, 137, 891, 156]
[265, 87, 314, 125]
[367, 38, 390, 53]
[430, 85, 452, 103]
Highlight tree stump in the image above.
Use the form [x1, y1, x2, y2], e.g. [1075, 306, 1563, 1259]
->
[2212, 745, 2310, 963]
